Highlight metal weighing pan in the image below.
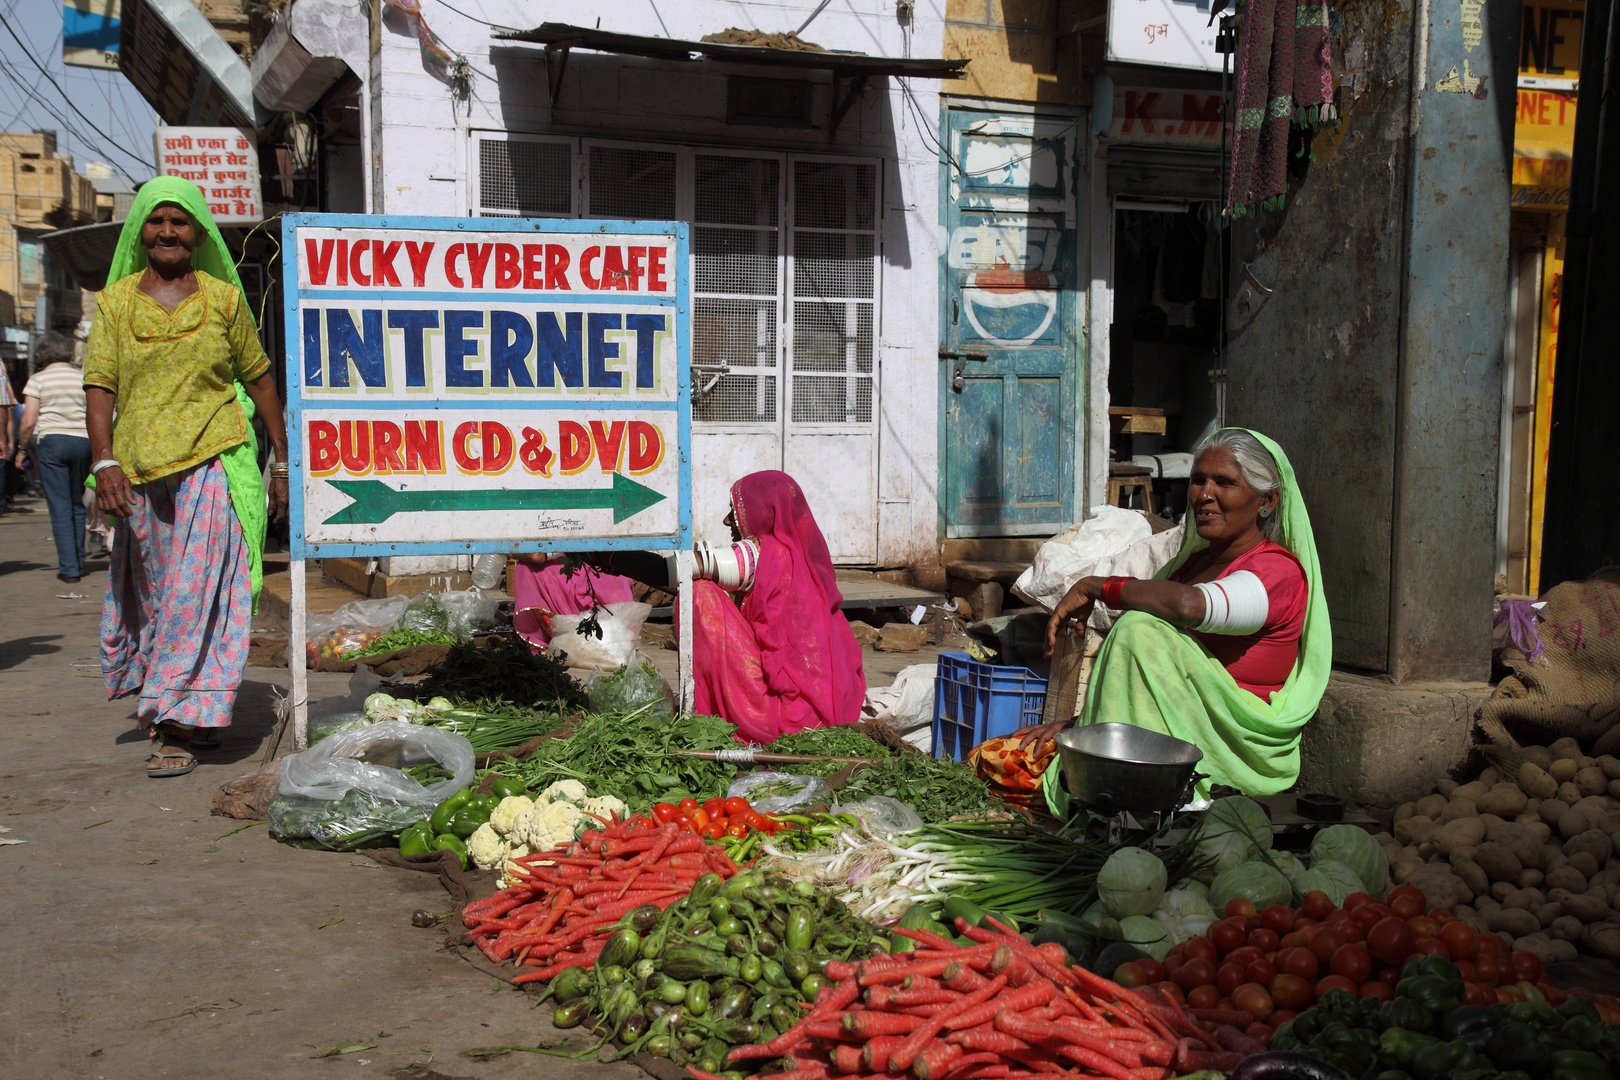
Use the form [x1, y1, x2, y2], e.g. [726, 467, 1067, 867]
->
[1055, 723, 1204, 815]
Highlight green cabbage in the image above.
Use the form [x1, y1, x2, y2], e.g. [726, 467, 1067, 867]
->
[1118, 915, 1172, 961]
[1098, 847, 1168, 918]
[1173, 878, 1211, 903]
[1152, 889, 1215, 945]
[1270, 849, 1307, 884]
[1209, 860, 1292, 912]
[1295, 859, 1363, 907]
[1193, 832, 1250, 883]
[1310, 825, 1387, 898]
[1201, 796, 1274, 853]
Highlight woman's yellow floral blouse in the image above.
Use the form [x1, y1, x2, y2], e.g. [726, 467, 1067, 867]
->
[82, 269, 270, 484]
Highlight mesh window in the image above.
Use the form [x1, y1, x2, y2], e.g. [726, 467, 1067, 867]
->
[791, 301, 872, 423]
[693, 297, 779, 423]
[588, 145, 678, 220]
[792, 232, 874, 298]
[694, 227, 778, 295]
[478, 138, 571, 216]
[695, 155, 779, 227]
[792, 160, 876, 230]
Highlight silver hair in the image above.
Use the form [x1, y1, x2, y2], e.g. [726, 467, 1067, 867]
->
[1196, 428, 1283, 538]
[33, 331, 76, 368]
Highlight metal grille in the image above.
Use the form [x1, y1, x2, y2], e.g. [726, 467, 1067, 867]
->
[790, 160, 876, 424]
[587, 145, 677, 220]
[692, 155, 782, 425]
[477, 138, 571, 216]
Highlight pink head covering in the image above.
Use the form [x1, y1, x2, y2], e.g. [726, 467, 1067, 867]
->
[730, 471, 844, 610]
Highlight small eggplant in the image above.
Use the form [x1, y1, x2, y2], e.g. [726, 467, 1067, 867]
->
[1231, 1052, 1353, 1080]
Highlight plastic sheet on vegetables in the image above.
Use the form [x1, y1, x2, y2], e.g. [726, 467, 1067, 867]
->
[1097, 847, 1168, 918]
[1310, 824, 1388, 897]
[1209, 859, 1292, 912]
[727, 771, 831, 815]
[831, 796, 923, 834]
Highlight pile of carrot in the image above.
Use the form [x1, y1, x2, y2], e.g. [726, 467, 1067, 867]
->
[687, 916, 1243, 1080]
[460, 817, 742, 984]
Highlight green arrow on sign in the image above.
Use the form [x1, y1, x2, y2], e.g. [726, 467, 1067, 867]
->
[322, 471, 667, 526]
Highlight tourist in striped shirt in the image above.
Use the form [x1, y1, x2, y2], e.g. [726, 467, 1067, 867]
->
[16, 333, 91, 580]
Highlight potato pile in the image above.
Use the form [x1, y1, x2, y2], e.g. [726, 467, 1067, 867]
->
[1373, 738, 1620, 966]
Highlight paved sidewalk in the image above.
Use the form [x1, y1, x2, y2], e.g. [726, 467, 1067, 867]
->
[0, 494, 635, 1080]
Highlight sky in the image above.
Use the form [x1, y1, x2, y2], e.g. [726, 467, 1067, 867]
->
[0, 0, 157, 180]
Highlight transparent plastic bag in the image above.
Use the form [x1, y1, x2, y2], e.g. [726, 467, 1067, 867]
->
[307, 709, 371, 746]
[271, 721, 474, 850]
[587, 662, 672, 720]
[727, 771, 833, 814]
[833, 796, 924, 834]
[400, 593, 450, 634]
[548, 601, 652, 670]
[440, 589, 502, 639]
[303, 595, 410, 665]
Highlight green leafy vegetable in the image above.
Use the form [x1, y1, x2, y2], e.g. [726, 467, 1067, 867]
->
[508, 708, 737, 811]
[350, 627, 457, 657]
[765, 728, 894, 774]
[836, 754, 996, 821]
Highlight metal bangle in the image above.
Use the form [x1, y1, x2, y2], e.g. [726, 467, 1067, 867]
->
[268, 464, 289, 477]
[90, 458, 121, 475]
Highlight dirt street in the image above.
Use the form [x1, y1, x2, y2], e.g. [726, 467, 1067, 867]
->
[0, 494, 640, 1080]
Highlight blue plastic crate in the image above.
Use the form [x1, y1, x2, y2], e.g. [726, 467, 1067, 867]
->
[931, 651, 1049, 762]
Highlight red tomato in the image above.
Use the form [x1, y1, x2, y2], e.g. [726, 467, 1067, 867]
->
[1271, 1009, 1299, 1028]
[1454, 960, 1479, 983]
[1261, 905, 1297, 935]
[1300, 891, 1336, 920]
[724, 797, 751, 817]
[1407, 915, 1440, 940]
[1344, 892, 1376, 911]
[701, 822, 725, 839]
[1225, 898, 1258, 919]
[1358, 980, 1395, 1002]
[1278, 947, 1320, 981]
[1246, 915, 1266, 934]
[1293, 917, 1319, 931]
[708, 815, 729, 831]
[1415, 938, 1452, 960]
[703, 797, 725, 817]
[1330, 944, 1373, 985]
[1210, 920, 1248, 957]
[1156, 981, 1186, 1006]
[678, 798, 699, 812]
[744, 810, 773, 832]
[1510, 950, 1543, 984]
[1164, 955, 1185, 979]
[675, 816, 698, 834]
[1355, 902, 1394, 927]
[1113, 962, 1147, 988]
[1246, 959, 1279, 986]
[1474, 955, 1500, 986]
[1246, 1022, 1275, 1047]
[1496, 986, 1526, 1005]
[1270, 973, 1314, 1011]
[1167, 942, 1188, 961]
[1308, 927, 1345, 963]
[1431, 908, 1455, 923]
[1440, 921, 1479, 962]
[1249, 928, 1281, 953]
[1333, 918, 1366, 945]
[688, 808, 710, 829]
[1225, 946, 1264, 969]
[1314, 975, 1359, 1000]
[1279, 931, 1308, 950]
[1463, 981, 1494, 1007]
[1367, 917, 1416, 965]
[1478, 932, 1509, 961]
[1377, 967, 1403, 986]
[1177, 958, 1218, 991]
[1185, 936, 1220, 964]
[653, 802, 679, 822]
[1232, 983, 1274, 1022]
[1188, 984, 1222, 1010]
[1217, 962, 1248, 996]
[726, 822, 749, 838]
[1386, 884, 1426, 920]
[1136, 958, 1168, 984]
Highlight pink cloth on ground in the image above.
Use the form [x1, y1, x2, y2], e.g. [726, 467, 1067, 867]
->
[682, 471, 866, 743]
[512, 561, 635, 651]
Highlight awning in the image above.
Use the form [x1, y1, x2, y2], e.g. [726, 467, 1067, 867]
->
[42, 221, 126, 292]
[495, 22, 967, 134]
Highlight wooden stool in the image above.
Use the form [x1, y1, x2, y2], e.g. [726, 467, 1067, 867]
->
[1107, 463, 1156, 513]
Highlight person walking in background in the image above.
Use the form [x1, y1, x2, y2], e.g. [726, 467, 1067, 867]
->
[85, 177, 288, 778]
[15, 333, 92, 581]
[0, 364, 13, 511]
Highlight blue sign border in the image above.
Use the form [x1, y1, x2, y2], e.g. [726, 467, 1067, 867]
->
[282, 212, 691, 559]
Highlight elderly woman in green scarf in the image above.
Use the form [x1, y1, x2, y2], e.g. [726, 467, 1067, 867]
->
[83, 177, 287, 778]
[1015, 429, 1331, 804]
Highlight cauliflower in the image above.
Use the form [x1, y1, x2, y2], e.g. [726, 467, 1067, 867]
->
[467, 823, 509, 870]
[539, 779, 588, 806]
[519, 800, 583, 851]
[489, 795, 535, 837]
[582, 794, 627, 823]
[498, 844, 533, 887]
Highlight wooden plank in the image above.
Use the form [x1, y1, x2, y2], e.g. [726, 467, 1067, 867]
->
[1107, 406, 1165, 416]
[1111, 414, 1168, 435]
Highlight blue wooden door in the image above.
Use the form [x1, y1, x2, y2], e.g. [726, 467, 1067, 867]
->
[941, 109, 1080, 536]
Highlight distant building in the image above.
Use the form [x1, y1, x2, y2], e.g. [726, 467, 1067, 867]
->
[0, 131, 97, 351]
[84, 161, 136, 223]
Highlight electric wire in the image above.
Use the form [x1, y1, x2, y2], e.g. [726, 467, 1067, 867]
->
[0, 55, 144, 177]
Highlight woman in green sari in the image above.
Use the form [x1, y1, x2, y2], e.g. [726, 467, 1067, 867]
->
[1016, 429, 1331, 801]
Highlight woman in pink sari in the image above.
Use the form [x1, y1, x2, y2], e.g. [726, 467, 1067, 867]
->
[510, 555, 635, 652]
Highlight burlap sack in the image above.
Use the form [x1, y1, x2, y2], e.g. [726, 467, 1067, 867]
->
[1478, 575, 1620, 755]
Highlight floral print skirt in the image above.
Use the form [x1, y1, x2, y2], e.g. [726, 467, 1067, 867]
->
[101, 457, 251, 730]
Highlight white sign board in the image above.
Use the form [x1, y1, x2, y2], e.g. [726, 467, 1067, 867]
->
[153, 126, 262, 224]
[1108, 0, 1224, 72]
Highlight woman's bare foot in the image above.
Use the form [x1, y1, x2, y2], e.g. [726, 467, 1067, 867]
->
[146, 723, 198, 777]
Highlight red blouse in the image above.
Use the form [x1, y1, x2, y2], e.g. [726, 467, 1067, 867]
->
[1171, 539, 1309, 700]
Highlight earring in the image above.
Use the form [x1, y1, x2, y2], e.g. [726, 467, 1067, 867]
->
[1259, 506, 1272, 518]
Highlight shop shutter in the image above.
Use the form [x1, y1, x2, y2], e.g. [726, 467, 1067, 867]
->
[789, 160, 876, 424]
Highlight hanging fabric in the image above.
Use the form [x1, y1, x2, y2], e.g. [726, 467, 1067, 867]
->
[1226, 0, 1336, 217]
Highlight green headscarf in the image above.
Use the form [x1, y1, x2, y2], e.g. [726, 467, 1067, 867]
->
[1043, 429, 1332, 811]
[106, 176, 267, 609]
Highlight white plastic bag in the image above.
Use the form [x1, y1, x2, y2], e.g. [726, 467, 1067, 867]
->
[303, 595, 410, 664]
[1013, 506, 1153, 612]
[548, 601, 652, 670]
[439, 589, 502, 639]
[727, 771, 833, 814]
[833, 796, 924, 834]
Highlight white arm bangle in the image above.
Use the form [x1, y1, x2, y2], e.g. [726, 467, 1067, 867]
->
[90, 458, 121, 475]
[1192, 570, 1270, 635]
[694, 539, 759, 591]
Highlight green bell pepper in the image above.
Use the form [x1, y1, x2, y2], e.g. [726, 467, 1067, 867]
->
[1560, 998, 1602, 1024]
[448, 806, 489, 839]
[431, 833, 468, 868]
[397, 822, 434, 859]
[1398, 976, 1462, 1014]
[1564, 1016, 1604, 1052]
[1506, 1002, 1561, 1029]
[1438, 1005, 1496, 1049]
[488, 777, 527, 799]
[1410, 1039, 1475, 1080]
[1374, 1072, 1415, 1080]
[428, 789, 472, 834]
[1487, 1023, 1550, 1074]
[1381, 998, 1436, 1034]
[1552, 1050, 1615, 1080]
[1380, 1028, 1441, 1068]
